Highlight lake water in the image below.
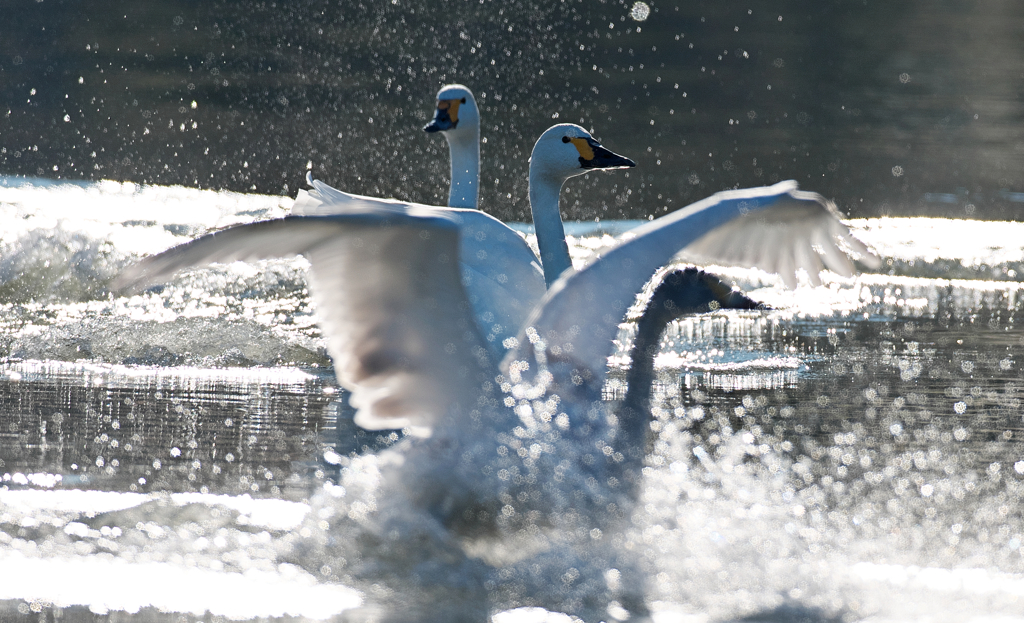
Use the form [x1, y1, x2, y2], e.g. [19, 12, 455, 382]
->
[1, 176, 1024, 622]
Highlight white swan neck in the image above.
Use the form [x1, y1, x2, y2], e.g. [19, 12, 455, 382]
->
[529, 169, 572, 286]
[445, 127, 479, 209]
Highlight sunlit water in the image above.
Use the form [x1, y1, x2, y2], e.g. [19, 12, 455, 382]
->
[2, 177, 1024, 622]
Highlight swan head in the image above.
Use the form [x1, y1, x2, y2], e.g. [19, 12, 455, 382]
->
[423, 84, 479, 137]
[529, 124, 636, 183]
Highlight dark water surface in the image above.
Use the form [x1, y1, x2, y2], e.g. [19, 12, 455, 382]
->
[3, 1, 1024, 221]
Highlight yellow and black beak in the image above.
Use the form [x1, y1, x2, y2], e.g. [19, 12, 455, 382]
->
[564, 136, 636, 170]
[423, 98, 465, 133]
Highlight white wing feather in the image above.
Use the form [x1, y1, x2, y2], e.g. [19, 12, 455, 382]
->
[678, 182, 880, 285]
[115, 211, 494, 434]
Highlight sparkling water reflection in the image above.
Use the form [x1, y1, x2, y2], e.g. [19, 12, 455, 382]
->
[0, 363, 337, 497]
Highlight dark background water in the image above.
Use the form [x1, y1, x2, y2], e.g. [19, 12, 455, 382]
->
[2, 0, 1024, 221]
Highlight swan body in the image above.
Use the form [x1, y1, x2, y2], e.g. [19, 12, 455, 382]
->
[116, 179, 868, 620]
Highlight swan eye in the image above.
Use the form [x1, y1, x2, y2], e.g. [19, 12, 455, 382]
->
[460, 97, 466, 103]
[562, 136, 571, 143]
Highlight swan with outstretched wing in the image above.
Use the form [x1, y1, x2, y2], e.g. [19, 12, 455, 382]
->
[115, 175, 875, 621]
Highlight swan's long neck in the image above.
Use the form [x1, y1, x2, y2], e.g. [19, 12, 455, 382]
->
[445, 128, 479, 209]
[529, 170, 573, 286]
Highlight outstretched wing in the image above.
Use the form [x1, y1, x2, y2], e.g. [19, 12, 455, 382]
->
[506, 181, 874, 393]
[293, 178, 546, 358]
[677, 181, 880, 288]
[116, 210, 494, 434]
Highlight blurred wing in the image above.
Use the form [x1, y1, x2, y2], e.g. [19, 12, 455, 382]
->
[293, 178, 546, 358]
[505, 181, 872, 393]
[678, 182, 880, 287]
[114, 218, 330, 285]
[116, 212, 494, 434]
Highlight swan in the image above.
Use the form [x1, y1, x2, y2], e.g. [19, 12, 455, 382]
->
[115, 177, 872, 621]
[293, 124, 637, 360]
[422, 84, 480, 209]
[420, 86, 625, 284]
[307, 86, 875, 360]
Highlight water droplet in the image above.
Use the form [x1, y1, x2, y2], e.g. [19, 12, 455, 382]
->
[630, 1, 650, 21]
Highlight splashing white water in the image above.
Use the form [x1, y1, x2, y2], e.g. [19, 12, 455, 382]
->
[4, 178, 1024, 620]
